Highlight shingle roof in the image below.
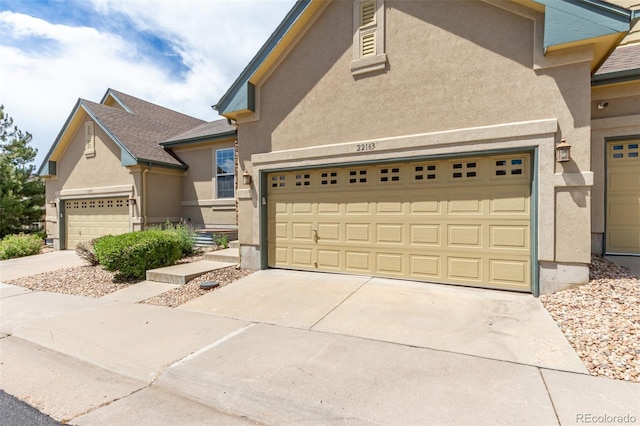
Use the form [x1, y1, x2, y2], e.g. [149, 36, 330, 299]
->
[162, 119, 235, 145]
[83, 89, 206, 166]
[596, 43, 640, 75]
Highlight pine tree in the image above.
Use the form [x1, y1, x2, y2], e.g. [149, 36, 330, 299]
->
[0, 105, 45, 238]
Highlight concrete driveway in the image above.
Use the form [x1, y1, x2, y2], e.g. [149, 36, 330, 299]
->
[179, 269, 586, 373]
[0, 250, 86, 282]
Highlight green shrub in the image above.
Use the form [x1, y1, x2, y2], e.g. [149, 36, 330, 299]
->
[149, 221, 196, 256]
[94, 230, 182, 280]
[0, 233, 43, 260]
[213, 233, 229, 248]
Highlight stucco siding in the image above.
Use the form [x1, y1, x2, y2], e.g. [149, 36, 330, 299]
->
[145, 170, 183, 224]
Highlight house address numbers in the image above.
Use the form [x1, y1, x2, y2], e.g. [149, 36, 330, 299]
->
[356, 142, 376, 152]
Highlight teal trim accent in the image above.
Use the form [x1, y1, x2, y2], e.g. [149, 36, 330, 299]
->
[59, 201, 66, 250]
[532, 148, 540, 297]
[592, 69, 640, 86]
[536, 0, 631, 50]
[215, 0, 311, 115]
[40, 161, 57, 176]
[159, 130, 236, 147]
[120, 150, 138, 166]
[260, 170, 269, 269]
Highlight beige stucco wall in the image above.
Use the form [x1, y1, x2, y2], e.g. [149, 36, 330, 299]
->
[144, 168, 184, 225]
[172, 139, 237, 227]
[590, 79, 640, 254]
[235, 0, 596, 292]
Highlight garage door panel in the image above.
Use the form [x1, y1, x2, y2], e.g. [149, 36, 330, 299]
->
[409, 255, 441, 278]
[345, 223, 371, 242]
[490, 226, 528, 250]
[448, 225, 482, 248]
[345, 251, 371, 271]
[376, 224, 404, 244]
[375, 253, 404, 275]
[448, 257, 482, 281]
[489, 259, 528, 287]
[409, 224, 440, 246]
[267, 153, 531, 291]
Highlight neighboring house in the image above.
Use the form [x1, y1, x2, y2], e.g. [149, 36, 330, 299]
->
[591, 41, 640, 258]
[38, 89, 237, 249]
[214, 0, 638, 295]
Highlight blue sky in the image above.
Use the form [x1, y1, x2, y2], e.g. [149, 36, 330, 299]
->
[0, 0, 296, 166]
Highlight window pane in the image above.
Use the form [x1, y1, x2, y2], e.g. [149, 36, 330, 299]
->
[217, 175, 234, 198]
[216, 148, 235, 175]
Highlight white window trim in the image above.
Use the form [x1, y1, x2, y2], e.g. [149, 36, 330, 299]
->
[85, 121, 96, 158]
[215, 147, 235, 199]
[351, 0, 386, 76]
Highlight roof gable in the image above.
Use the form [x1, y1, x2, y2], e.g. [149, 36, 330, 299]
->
[216, 0, 636, 119]
[161, 119, 236, 147]
[39, 89, 206, 175]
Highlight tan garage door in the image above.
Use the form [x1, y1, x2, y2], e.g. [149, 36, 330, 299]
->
[267, 153, 531, 291]
[606, 140, 640, 255]
[65, 198, 130, 248]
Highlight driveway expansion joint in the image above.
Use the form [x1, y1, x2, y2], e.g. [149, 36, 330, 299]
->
[309, 276, 373, 330]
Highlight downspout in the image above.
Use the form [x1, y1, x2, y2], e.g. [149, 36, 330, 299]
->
[143, 166, 150, 228]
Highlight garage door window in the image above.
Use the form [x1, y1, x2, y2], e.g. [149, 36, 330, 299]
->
[216, 148, 235, 199]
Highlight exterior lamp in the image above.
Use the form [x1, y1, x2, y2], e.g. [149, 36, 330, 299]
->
[242, 170, 252, 185]
[556, 138, 571, 163]
[49, 200, 57, 207]
[127, 197, 136, 206]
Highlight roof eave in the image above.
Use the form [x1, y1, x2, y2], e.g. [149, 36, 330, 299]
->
[214, 0, 312, 117]
[592, 69, 640, 86]
[38, 99, 83, 176]
[160, 130, 237, 147]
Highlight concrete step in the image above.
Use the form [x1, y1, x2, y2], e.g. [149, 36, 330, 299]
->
[204, 247, 239, 263]
[229, 240, 239, 249]
[146, 260, 236, 285]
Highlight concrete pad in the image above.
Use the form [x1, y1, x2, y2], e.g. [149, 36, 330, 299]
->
[0, 250, 86, 281]
[179, 269, 370, 328]
[0, 291, 114, 334]
[100, 281, 179, 303]
[11, 301, 250, 382]
[0, 337, 144, 423]
[204, 247, 239, 263]
[0, 282, 32, 298]
[157, 323, 558, 425]
[146, 260, 235, 284]
[542, 369, 640, 426]
[314, 277, 587, 373]
[73, 386, 258, 425]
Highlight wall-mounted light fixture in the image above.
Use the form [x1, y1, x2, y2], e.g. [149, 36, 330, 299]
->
[49, 200, 57, 207]
[555, 138, 572, 163]
[597, 102, 609, 110]
[242, 170, 252, 185]
[127, 197, 136, 206]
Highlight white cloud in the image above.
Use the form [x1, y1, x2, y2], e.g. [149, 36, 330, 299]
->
[0, 1, 295, 166]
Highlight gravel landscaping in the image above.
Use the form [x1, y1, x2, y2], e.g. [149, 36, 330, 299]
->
[5, 251, 639, 383]
[540, 256, 640, 383]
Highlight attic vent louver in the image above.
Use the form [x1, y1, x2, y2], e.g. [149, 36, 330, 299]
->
[361, 1, 376, 27]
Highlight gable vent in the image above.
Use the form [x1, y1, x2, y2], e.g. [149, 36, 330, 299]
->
[361, 32, 376, 56]
[361, 1, 376, 27]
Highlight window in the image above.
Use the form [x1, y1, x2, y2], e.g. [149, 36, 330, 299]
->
[85, 121, 95, 157]
[216, 148, 235, 198]
[351, 0, 386, 75]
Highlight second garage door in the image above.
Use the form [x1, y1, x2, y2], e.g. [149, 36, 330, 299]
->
[267, 153, 532, 291]
[65, 198, 130, 248]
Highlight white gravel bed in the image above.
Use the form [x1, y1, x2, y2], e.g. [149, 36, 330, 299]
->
[541, 256, 640, 383]
[141, 266, 254, 308]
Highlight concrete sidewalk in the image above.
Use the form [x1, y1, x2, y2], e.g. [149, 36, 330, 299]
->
[1, 271, 638, 425]
[0, 250, 86, 281]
